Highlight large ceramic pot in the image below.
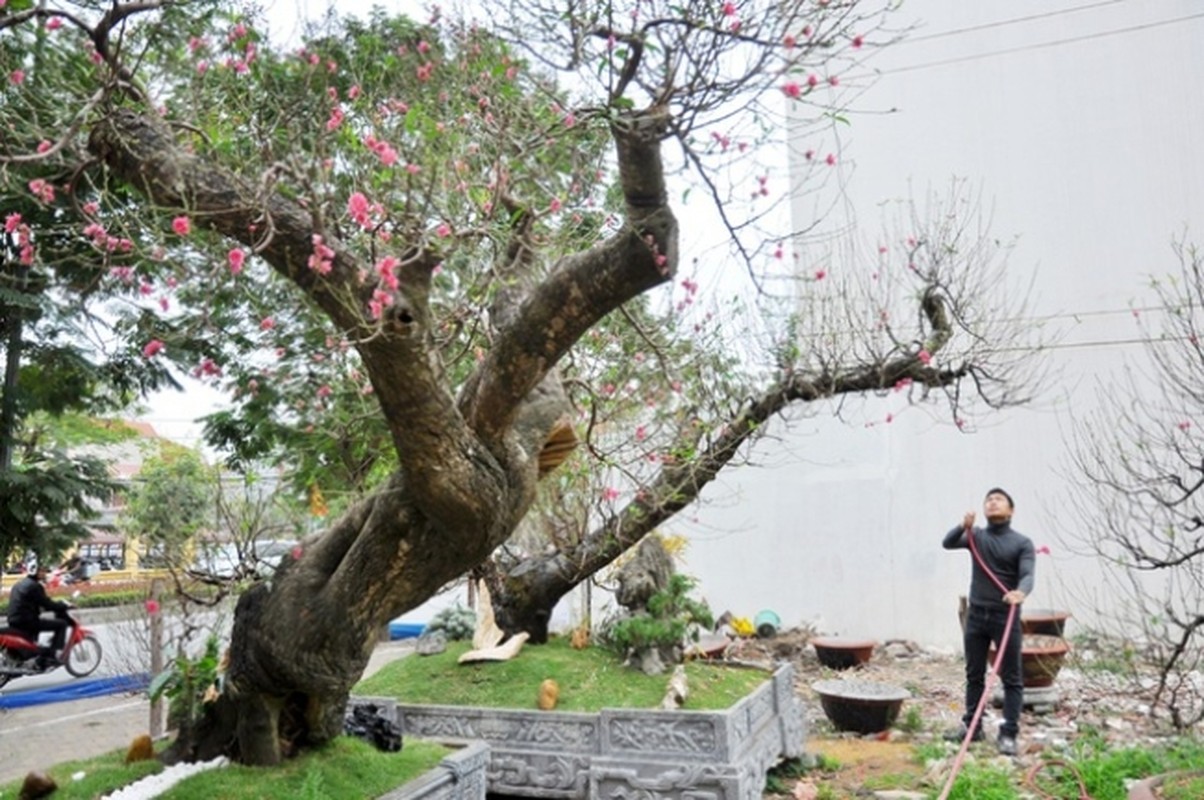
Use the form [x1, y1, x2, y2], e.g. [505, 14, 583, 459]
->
[811, 679, 909, 734]
[810, 637, 876, 670]
[1128, 770, 1204, 800]
[990, 634, 1071, 687]
[1021, 609, 1072, 637]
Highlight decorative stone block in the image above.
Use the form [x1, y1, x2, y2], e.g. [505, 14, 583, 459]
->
[381, 663, 805, 799]
[375, 739, 490, 800]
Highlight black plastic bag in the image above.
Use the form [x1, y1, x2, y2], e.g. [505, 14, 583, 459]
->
[343, 703, 403, 752]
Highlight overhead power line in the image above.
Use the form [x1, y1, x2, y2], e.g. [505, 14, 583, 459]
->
[897, 0, 1129, 46]
[888, 11, 1204, 74]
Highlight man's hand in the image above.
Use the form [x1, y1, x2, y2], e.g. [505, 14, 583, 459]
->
[1003, 590, 1026, 605]
[963, 511, 976, 530]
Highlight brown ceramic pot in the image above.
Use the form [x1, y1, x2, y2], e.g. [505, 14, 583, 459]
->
[810, 637, 876, 670]
[1128, 770, 1204, 800]
[1021, 608, 1072, 637]
[989, 634, 1071, 687]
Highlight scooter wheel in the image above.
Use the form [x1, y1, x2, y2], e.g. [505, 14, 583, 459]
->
[65, 634, 103, 678]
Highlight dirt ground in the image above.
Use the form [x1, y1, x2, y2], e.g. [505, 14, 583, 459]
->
[718, 628, 1183, 799]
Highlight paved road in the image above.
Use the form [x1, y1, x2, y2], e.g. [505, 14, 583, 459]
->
[0, 639, 415, 785]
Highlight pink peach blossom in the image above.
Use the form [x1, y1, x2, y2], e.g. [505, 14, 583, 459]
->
[228, 248, 246, 274]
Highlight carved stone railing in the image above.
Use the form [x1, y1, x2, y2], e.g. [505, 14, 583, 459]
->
[357, 662, 804, 799]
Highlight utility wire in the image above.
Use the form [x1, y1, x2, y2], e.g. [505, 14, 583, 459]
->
[886, 11, 1204, 74]
[896, 0, 1129, 46]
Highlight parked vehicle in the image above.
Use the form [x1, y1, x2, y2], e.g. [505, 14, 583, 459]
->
[0, 609, 103, 689]
[191, 540, 298, 579]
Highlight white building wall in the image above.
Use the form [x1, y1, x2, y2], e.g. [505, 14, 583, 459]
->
[675, 1, 1204, 649]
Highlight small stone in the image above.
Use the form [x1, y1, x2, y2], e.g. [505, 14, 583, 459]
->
[537, 678, 559, 710]
[125, 734, 155, 764]
[19, 771, 56, 800]
[415, 630, 447, 656]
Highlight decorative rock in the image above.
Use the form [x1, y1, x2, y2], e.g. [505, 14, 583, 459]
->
[18, 771, 56, 800]
[102, 757, 228, 799]
[660, 664, 688, 710]
[125, 734, 154, 764]
[471, 581, 505, 651]
[415, 630, 448, 656]
[537, 678, 559, 710]
[614, 536, 673, 613]
[458, 631, 530, 664]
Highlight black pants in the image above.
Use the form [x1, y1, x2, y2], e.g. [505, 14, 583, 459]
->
[962, 603, 1023, 738]
[17, 617, 70, 656]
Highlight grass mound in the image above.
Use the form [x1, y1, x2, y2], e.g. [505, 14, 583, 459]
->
[353, 636, 770, 711]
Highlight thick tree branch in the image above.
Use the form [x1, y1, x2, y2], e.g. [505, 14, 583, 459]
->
[492, 293, 966, 617]
[462, 110, 677, 446]
[89, 109, 507, 526]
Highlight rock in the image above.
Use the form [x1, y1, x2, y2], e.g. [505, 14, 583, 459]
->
[471, 581, 505, 651]
[459, 631, 531, 664]
[661, 665, 689, 710]
[538, 679, 559, 710]
[125, 733, 155, 764]
[614, 536, 673, 613]
[18, 771, 56, 800]
[415, 630, 448, 656]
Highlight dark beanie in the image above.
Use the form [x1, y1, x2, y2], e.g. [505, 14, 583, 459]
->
[986, 487, 1014, 508]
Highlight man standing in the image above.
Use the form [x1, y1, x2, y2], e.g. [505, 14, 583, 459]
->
[5, 563, 72, 667]
[942, 488, 1035, 756]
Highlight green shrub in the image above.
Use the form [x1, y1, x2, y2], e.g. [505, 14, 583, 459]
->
[424, 604, 476, 641]
[605, 574, 713, 655]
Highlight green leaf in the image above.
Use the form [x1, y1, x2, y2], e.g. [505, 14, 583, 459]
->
[148, 669, 178, 702]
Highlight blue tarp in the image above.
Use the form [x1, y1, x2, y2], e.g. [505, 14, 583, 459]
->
[0, 672, 149, 710]
[388, 622, 426, 640]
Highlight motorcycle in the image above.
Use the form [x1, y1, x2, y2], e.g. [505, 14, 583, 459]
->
[0, 609, 104, 689]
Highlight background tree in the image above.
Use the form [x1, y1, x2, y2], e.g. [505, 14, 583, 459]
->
[1, 0, 1036, 765]
[0, 8, 178, 571]
[1063, 242, 1204, 730]
[120, 449, 213, 567]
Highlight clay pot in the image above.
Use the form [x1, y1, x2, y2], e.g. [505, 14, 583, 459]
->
[1021, 609, 1072, 637]
[811, 679, 909, 734]
[810, 637, 876, 670]
[1128, 770, 1204, 800]
[989, 634, 1071, 688]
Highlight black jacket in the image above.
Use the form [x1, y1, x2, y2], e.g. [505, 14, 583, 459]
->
[5, 575, 68, 629]
[943, 522, 1035, 611]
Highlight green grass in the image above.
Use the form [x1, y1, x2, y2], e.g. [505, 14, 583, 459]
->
[157, 737, 448, 799]
[354, 636, 770, 711]
[0, 746, 166, 800]
[0, 738, 448, 800]
[911, 735, 1204, 800]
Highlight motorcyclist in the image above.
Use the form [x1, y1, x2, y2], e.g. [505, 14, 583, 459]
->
[5, 563, 72, 667]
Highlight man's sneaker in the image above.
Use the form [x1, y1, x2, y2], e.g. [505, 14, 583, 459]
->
[997, 735, 1018, 756]
[943, 724, 984, 743]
